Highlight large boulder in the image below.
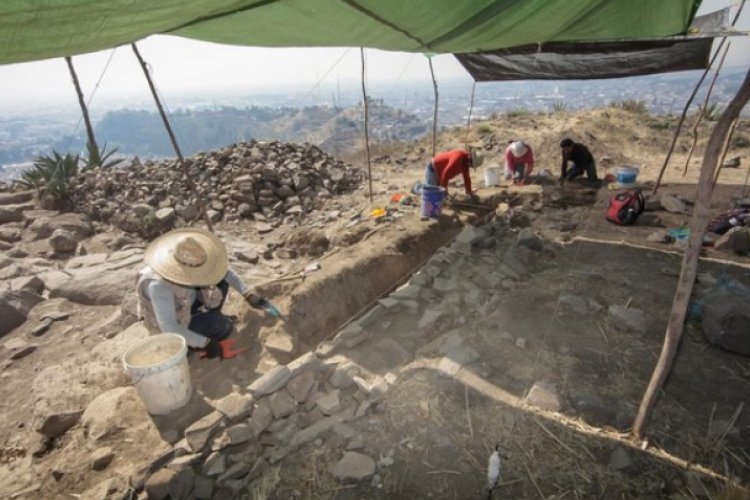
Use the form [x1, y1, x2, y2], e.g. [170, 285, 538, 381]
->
[0, 289, 45, 337]
[27, 213, 92, 241]
[49, 269, 136, 305]
[0, 208, 23, 224]
[0, 191, 34, 206]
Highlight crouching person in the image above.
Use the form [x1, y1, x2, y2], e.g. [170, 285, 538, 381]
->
[504, 140, 534, 185]
[136, 228, 273, 359]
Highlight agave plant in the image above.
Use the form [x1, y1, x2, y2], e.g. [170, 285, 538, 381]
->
[82, 142, 124, 170]
[17, 150, 80, 202]
[703, 101, 723, 122]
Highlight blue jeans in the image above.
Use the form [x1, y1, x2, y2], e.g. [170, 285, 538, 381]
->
[565, 162, 598, 181]
[511, 163, 525, 179]
[424, 162, 439, 186]
[188, 280, 234, 342]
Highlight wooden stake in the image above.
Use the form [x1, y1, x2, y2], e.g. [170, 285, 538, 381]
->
[682, 42, 731, 177]
[131, 43, 213, 232]
[712, 117, 739, 189]
[633, 64, 750, 439]
[428, 57, 439, 157]
[465, 81, 476, 146]
[360, 47, 373, 203]
[652, 0, 747, 194]
[65, 56, 99, 159]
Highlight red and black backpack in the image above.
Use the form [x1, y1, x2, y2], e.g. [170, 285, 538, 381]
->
[606, 189, 645, 226]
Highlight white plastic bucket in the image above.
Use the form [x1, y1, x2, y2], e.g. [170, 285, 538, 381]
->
[122, 333, 192, 415]
[484, 166, 501, 187]
[616, 166, 639, 188]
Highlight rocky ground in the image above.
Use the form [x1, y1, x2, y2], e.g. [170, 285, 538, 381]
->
[0, 108, 749, 499]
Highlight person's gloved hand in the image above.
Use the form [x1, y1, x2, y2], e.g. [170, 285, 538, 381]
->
[243, 291, 282, 317]
[466, 192, 480, 203]
[244, 291, 266, 309]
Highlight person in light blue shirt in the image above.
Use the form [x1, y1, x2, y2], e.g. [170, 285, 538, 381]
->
[136, 228, 278, 359]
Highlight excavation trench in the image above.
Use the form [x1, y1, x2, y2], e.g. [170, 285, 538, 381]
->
[257, 204, 498, 356]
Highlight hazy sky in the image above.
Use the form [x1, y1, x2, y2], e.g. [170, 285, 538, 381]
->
[0, 0, 747, 114]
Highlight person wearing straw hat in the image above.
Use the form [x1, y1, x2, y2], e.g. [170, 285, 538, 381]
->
[423, 147, 484, 199]
[136, 228, 276, 359]
[504, 140, 534, 185]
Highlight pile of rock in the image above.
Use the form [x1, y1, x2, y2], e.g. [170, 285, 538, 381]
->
[69, 140, 361, 235]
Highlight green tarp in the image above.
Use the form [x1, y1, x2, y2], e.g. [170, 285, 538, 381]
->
[0, 0, 703, 65]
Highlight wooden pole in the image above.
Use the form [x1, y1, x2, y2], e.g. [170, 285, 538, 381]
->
[682, 42, 731, 177]
[633, 64, 750, 439]
[428, 57, 439, 157]
[742, 167, 750, 199]
[652, 0, 746, 194]
[712, 117, 739, 189]
[360, 47, 373, 203]
[131, 43, 213, 232]
[465, 81, 476, 146]
[65, 56, 99, 160]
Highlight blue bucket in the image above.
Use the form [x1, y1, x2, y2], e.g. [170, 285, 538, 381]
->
[421, 186, 446, 218]
[616, 166, 639, 187]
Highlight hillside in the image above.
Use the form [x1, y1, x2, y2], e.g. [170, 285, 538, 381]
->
[1, 106, 749, 500]
[93, 101, 428, 158]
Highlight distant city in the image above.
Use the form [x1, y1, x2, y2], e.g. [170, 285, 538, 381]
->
[0, 66, 747, 181]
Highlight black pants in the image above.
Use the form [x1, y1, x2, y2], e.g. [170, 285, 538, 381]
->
[188, 280, 234, 342]
[565, 162, 598, 181]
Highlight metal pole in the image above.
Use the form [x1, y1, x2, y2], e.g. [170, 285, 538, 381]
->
[360, 47, 373, 203]
[131, 43, 213, 232]
[65, 56, 99, 161]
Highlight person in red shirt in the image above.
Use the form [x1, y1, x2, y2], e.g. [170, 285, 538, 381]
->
[504, 140, 534, 185]
[424, 148, 483, 196]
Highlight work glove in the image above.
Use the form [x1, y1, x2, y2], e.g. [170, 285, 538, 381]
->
[243, 291, 264, 308]
[243, 291, 282, 318]
[200, 338, 247, 360]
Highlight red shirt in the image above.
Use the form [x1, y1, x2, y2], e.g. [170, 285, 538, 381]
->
[432, 149, 472, 194]
[505, 145, 534, 175]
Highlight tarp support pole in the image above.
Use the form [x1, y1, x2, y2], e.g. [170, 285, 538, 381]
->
[65, 56, 99, 161]
[131, 43, 214, 232]
[653, 0, 746, 194]
[465, 81, 476, 145]
[428, 57, 439, 157]
[360, 47, 373, 203]
[682, 41, 731, 177]
[633, 64, 750, 439]
[712, 117, 739, 189]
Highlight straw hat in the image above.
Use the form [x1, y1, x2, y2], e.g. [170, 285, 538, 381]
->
[511, 141, 528, 158]
[469, 147, 485, 168]
[144, 228, 228, 287]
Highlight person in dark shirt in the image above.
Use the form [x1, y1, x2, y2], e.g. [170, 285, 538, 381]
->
[559, 138, 598, 183]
